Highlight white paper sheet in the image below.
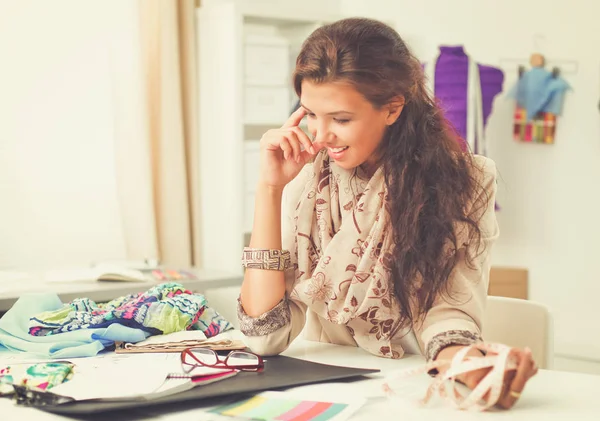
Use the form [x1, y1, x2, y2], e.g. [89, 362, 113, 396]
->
[49, 353, 178, 400]
[49, 353, 229, 401]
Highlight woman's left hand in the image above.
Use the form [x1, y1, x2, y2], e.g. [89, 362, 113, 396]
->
[460, 347, 538, 409]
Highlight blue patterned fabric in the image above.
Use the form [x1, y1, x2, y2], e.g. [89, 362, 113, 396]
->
[0, 294, 148, 358]
[28, 283, 233, 339]
[0, 283, 233, 358]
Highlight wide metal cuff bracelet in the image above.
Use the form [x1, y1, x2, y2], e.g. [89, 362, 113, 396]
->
[241, 248, 291, 271]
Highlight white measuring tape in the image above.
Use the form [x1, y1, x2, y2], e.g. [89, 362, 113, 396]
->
[382, 343, 518, 411]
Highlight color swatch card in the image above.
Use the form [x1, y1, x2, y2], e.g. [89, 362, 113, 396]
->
[208, 391, 366, 421]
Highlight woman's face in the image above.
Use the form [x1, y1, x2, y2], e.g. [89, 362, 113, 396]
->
[300, 80, 402, 173]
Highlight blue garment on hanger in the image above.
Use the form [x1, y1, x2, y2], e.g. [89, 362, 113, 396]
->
[508, 67, 570, 121]
[0, 294, 148, 358]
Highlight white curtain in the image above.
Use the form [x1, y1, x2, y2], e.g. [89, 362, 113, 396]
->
[113, 0, 201, 267]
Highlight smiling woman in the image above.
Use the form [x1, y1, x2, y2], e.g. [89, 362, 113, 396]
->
[299, 80, 400, 174]
[237, 17, 537, 410]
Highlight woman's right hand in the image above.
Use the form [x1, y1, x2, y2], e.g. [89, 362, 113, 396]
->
[258, 107, 321, 190]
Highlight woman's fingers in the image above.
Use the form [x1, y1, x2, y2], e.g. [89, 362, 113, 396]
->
[497, 348, 536, 409]
[285, 131, 302, 162]
[289, 126, 316, 155]
[262, 117, 317, 166]
[282, 107, 307, 129]
[272, 129, 316, 163]
[461, 367, 488, 390]
[263, 131, 295, 158]
[278, 137, 292, 161]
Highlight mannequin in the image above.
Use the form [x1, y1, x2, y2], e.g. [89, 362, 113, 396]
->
[424, 46, 504, 155]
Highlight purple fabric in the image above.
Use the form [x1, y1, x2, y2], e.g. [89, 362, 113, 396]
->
[424, 46, 504, 141]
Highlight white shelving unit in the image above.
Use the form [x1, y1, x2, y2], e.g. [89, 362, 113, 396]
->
[196, 0, 342, 275]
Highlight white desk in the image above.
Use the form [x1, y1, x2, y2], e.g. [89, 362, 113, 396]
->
[1, 340, 599, 420]
[282, 341, 600, 420]
[0, 268, 242, 313]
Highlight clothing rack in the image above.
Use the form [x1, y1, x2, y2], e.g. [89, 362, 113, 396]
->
[501, 58, 578, 75]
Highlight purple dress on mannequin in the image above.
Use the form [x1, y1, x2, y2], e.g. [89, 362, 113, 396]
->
[426, 46, 504, 148]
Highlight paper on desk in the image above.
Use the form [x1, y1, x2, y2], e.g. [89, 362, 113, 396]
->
[49, 353, 178, 400]
[49, 352, 234, 401]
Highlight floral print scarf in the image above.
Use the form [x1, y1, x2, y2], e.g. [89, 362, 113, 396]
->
[291, 152, 405, 359]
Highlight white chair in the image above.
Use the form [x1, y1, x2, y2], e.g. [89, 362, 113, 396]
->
[482, 296, 554, 369]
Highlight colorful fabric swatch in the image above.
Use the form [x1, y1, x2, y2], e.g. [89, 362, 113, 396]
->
[210, 394, 359, 421]
[0, 362, 74, 395]
[513, 105, 557, 144]
[28, 282, 233, 338]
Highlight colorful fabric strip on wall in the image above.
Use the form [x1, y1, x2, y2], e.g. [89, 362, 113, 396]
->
[513, 106, 557, 144]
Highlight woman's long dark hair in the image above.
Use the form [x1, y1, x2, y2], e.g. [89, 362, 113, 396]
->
[293, 18, 490, 330]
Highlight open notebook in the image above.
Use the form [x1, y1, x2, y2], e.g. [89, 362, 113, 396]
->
[11, 353, 238, 404]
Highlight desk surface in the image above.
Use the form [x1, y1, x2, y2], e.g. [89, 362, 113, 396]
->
[282, 341, 600, 420]
[0, 268, 242, 312]
[1, 339, 599, 420]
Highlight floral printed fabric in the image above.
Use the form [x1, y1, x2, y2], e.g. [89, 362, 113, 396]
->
[237, 297, 291, 336]
[28, 283, 233, 338]
[291, 151, 406, 359]
[0, 362, 74, 395]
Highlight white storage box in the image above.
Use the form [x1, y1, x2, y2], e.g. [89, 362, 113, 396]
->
[245, 45, 290, 86]
[244, 86, 291, 125]
[244, 33, 291, 86]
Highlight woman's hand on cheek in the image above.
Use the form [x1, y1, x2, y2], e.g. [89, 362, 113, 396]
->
[259, 107, 320, 189]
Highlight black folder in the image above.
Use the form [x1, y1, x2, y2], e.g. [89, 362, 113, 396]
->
[20, 355, 379, 415]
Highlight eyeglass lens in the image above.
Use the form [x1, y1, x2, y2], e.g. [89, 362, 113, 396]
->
[184, 348, 260, 369]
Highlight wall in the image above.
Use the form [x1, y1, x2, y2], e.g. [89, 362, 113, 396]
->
[0, 0, 143, 269]
[0, 0, 341, 271]
[228, 0, 342, 17]
[341, 0, 600, 363]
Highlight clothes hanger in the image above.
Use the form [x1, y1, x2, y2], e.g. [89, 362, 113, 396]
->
[530, 34, 546, 67]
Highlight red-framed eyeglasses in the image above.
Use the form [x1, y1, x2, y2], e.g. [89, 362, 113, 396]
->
[181, 347, 264, 373]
